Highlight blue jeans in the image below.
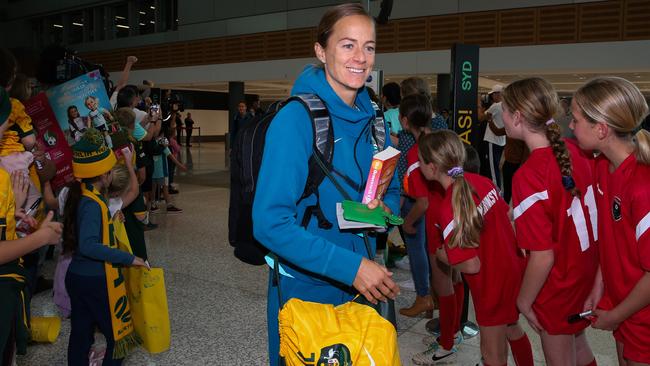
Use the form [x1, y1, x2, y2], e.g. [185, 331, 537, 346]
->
[401, 198, 430, 297]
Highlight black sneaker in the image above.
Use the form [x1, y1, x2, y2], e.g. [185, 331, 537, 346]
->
[169, 188, 179, 194]
[166, 204, 183, 214]
[144, 222, 158, 231]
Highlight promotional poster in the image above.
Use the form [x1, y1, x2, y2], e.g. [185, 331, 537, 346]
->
[23, 93, 75, 191]
[45, 70, 114, 146]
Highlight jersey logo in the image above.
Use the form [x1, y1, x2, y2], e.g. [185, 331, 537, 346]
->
[612, 196, 622, 222]
[317, 343, 352, 365]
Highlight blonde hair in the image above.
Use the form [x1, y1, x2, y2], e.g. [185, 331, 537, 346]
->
[419, 130, 482, 249]
[108, 162, 130, 196]
[573, 77, 650, 164]
[502, 78, 580, 197]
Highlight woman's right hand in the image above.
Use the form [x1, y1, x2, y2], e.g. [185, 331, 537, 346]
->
[353, 257, 400, 304]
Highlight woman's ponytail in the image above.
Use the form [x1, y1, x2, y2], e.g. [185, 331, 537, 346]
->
[546, 121, 579, 197]
[449, 174, 482, 249]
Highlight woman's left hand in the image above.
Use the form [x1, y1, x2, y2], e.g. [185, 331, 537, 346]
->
[367, 198, 392, 214]
[592, 309, 622, 331]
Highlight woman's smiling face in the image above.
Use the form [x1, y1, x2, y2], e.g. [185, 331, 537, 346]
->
[315, 15, 375, 104]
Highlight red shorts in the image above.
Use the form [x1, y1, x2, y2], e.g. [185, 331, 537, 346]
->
[614, 317, 650, 364]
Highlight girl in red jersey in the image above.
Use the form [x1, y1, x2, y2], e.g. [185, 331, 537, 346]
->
[502, 77, 599, 366]
[571, 77, 650, 366]
[415, 130, 532, 366]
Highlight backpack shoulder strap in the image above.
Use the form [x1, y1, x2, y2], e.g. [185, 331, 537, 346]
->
[285, 94, 333, 164]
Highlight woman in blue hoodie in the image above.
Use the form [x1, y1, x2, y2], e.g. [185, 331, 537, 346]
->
[252, 3, 401, 365]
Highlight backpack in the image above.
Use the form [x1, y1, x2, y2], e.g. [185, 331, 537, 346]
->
[228, 94, 387, 265]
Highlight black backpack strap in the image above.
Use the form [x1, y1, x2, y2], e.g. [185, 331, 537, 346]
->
[284, 94, 338, 230]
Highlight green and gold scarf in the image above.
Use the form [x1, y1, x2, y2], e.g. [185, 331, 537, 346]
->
[81, 184, 140, 358]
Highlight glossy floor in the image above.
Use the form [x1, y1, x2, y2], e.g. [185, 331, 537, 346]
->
[21, 143, 618, 365]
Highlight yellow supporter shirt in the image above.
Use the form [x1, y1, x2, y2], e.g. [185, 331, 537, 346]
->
[0, 98, 34, 157]
[0, 168, 16, 241]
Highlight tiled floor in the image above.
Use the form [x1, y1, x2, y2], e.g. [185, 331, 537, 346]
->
[20, 143, 619, 365]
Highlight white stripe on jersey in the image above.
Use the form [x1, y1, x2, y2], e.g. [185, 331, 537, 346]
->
[406, 161, 420, 177]
[513, 190, 549, 220]
[442, 220, 455, 240]
[635, 211, 650, 241]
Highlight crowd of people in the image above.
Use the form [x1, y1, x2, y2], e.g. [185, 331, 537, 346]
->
[0, 47, 189, 365]
[251, 3, 650, 366]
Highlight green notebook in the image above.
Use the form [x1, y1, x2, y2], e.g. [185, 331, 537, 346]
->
[341, 200, 404, 228]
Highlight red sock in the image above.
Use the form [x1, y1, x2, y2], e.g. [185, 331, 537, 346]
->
[437, 294, 456, 350]
[453, 282, 465, 333]
[508, 334, 534, 366]
[582, 360, 597, 366]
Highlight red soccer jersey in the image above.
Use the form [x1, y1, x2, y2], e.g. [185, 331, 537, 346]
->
[425, 181, 445, 253]
[438, 172, 523, 326]
[594, 153, 650, 361]
[403, 144, 429, 199]
[512, 139, 599, 334]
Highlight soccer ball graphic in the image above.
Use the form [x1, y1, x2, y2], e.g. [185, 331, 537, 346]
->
[43, 131, 57, 147]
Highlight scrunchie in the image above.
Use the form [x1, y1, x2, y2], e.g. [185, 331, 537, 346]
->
[447, 166, 464, 178]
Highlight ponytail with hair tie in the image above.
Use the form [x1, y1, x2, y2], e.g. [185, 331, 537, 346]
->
[447, 166, 464, 178]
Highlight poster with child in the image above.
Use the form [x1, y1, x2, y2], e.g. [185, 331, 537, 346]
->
[45, 70, 114, 147]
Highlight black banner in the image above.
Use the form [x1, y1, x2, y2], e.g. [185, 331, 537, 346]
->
[450, 43, 480, 146]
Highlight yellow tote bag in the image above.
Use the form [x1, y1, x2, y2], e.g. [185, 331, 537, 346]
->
[279, 298, 401, 366]
[125, 267, 171, 354]
[114, 220, 171, 354]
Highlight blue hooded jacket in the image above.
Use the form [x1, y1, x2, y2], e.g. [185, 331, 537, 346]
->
[252, 65, 400, 288]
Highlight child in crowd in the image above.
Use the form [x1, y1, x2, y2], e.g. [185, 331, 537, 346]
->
[113, 107, 151, 258]
[503, 78, 598, 366]
[85, 95, 113, 148]
[399, 93, 434, 318]
[414, 130, 533, 366]
[63, 130, 146, 364]
[571, 77, 650, 366]
[0, 87, 62, 365]
[0, 48, 41, 215]
[151, 127, 186, 214]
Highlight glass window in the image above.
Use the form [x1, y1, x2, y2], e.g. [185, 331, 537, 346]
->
[114, 3, 130, 38]
[138, 0, 156, 35]
[48, 14, 64, 45]
[69, 11, 84, 44]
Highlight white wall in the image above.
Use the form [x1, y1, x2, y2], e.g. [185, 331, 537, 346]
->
[180, 109, 228, 137]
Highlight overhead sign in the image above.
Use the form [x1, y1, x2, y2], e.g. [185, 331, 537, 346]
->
[450, 44, 480, 146]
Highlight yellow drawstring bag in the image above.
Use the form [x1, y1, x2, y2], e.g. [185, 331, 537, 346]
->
[279, 297, 400, 366]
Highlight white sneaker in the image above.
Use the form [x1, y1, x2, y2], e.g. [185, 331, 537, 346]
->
[412, 345, 458, 365]
[421, 332, 464, 348]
